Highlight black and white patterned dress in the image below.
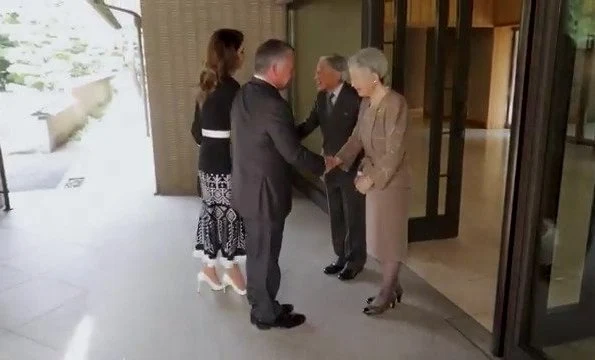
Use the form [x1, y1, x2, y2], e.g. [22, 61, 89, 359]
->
[191, 76, 246, 263]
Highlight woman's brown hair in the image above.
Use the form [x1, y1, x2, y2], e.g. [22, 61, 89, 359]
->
[197, 29, 244, 104]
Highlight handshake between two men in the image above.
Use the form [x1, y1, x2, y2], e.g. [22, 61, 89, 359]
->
[323, 155, 373, 195]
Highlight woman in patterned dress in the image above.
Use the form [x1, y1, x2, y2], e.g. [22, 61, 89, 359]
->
[191, 29, 247, 295]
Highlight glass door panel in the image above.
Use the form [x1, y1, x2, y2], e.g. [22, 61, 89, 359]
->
[504, 0, 595, 358]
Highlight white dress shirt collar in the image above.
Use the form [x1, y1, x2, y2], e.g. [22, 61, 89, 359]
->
[328, 82, 344, 104]
[253, 74, 276, 88]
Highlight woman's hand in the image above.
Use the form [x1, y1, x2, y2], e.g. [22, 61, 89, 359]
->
[354, 175, 373, 194]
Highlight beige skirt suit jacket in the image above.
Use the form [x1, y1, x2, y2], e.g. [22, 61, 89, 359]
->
[336, 90, 410, 263]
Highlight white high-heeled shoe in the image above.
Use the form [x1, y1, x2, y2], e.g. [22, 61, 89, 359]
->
[197, 271, 225, 293]
[222, 273, 247, 296]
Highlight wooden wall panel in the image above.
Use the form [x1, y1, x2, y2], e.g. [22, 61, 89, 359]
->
[473, 0, 494, 27]
[487, 27, 514, 128]
[385, 0, 493, 28]
[140, 0, 286, 195]
[493, 0, 522, 26]
[422, 28, 494, 125]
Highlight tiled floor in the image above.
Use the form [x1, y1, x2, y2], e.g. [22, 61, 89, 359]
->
[406, 116, 595, 334]
[0, 98, 492, 359]
[0, 189, 492, 360]
[406, 118, 509, 332]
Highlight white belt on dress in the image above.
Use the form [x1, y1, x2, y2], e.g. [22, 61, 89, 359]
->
[201, 129, 231, 139]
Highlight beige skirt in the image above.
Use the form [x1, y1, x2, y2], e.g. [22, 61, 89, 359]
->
[365, 183, 410, 263]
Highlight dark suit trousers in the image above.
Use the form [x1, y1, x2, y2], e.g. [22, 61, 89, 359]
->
[326, 175, 366, 270]
[244, 218, 285, 323]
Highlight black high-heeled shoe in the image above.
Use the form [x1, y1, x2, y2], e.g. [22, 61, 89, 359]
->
[365, 289, 403, 305]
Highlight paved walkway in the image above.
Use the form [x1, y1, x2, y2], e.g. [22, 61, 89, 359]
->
[0, 94, 492, 359]
[0, 72, 143, 192]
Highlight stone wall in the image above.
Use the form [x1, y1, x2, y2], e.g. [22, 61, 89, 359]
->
[140, 0, 286, 195]
[46, 75, 114, 152]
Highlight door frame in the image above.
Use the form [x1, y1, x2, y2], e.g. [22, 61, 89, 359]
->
[492, 0, 534, 356]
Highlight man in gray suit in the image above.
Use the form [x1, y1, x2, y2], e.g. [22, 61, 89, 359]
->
[297, 55, 366, 281]
[231, 39, 326, 330]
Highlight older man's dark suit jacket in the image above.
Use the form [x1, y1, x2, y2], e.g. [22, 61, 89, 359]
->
[296, 82, 362, 183]
[231, 77, 325, 221]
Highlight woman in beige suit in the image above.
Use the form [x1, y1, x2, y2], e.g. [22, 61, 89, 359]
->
[327, 47, 410, 315]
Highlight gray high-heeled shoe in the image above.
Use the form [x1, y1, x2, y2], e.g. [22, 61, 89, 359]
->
[365, 285, 403, 305]
[363, 293, 399, 316]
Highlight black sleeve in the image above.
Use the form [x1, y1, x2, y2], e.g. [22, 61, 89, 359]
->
[265, 102, 325, 176]
[219, 81, 240, 130]
[191, 102, 202, 145]
[296, 99, 320, 139]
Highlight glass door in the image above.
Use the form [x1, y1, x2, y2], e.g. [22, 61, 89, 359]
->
[383, 0, 472, 241]
[503, 0, 595, 358]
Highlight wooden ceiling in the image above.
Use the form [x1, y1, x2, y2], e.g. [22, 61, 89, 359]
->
[283, 0, 522, 28]
[384, 0, 522, 28]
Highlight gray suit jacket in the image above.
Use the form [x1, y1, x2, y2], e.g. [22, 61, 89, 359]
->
[231, 77, 325, 221]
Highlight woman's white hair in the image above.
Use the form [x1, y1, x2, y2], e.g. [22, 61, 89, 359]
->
[348, 47, 388, 81]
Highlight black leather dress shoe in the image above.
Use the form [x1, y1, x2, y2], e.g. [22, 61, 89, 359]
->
[281, 304, 294, 314]
[250, 312, 306, 330]
[338, 267, 361, 281]
[323, 263, 344, 275]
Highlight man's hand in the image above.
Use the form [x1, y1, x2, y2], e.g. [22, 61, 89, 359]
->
[354, 175, 373, 194]
[324, 156, 342, 174]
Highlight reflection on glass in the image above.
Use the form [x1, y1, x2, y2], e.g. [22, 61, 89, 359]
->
[530, 1, 595, 359]
[566, 38, 595, 141]
[545, 144, 595, 308]
[546, 0, 595, 311]
[546, 338, 595, 359]
[566, 0, 595, 142]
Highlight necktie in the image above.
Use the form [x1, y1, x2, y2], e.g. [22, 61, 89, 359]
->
[327, 92, 335, 115]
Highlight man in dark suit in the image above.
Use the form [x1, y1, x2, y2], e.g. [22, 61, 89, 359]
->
[296, 54, 366, 281]
[231, 39, 326, 330]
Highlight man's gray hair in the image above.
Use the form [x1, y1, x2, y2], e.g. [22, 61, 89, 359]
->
[254, 39, 294, 74]
[348, 47, 389, 80]
[320, 54, 349, 81]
